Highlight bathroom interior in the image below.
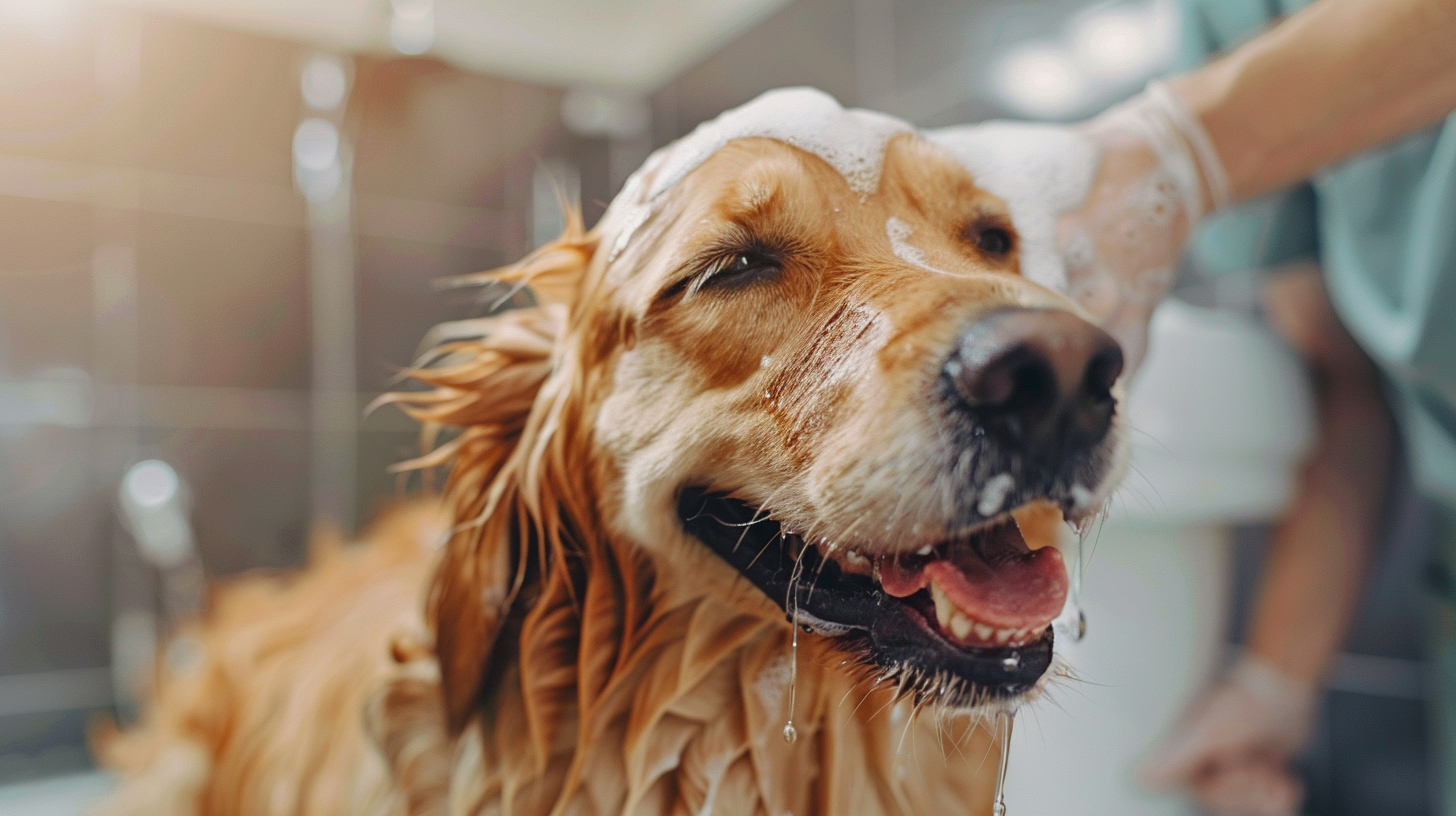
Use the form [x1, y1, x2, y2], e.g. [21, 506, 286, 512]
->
[0, 0, 1436, 813]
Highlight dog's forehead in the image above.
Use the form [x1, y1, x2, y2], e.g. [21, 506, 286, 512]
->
[599, 87, 1102, 293]
[600, 88, 905, 264]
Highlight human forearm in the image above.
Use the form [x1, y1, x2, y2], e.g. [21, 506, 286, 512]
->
[1247, 391, 1390, 684]
[1246, 270, 1394, 685]
[1172, 0, 1456, 203]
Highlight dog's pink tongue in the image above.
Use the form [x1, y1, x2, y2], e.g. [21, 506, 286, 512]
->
[877, 529, 1069, 631]
[923, 549, 1067, 630]
[877, 558, 930, 597]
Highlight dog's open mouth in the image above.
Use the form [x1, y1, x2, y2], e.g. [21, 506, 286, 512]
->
[677, 487, 1068, 704]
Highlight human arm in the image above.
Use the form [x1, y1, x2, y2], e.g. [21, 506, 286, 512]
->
[1243, 267, 1393, 686]
[1059, 0, 1456, 369]
[1174, 0, 1456, 204]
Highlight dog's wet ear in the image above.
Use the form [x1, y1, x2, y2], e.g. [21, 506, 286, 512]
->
[380, 218, 597, 732]
[380, 308, 562, 730]
[376, 212, 596, 465]
[437, 208, 596, 308]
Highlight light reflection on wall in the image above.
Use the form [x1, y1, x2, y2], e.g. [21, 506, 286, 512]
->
[991, 0, 1177, 120]
[0, 6, 580, 780]
[390, 0, 435, 56]
[0, 0, 83, 41]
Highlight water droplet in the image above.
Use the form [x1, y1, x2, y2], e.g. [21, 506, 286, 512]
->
[992, 711, 1015, 816]
[1066, 526, 1088, 643]
[783, 550, 806, 748]
[1001, 654, 1020, 671]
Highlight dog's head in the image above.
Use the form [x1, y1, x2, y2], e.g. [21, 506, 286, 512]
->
[404, 89, 1126, 729]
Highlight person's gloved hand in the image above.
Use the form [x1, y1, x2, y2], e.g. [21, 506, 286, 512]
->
[1141, 655, 1319, 816]
[1056, 81, 1232, 370]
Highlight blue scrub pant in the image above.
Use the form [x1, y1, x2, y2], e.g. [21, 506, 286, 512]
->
[1431, 508, 1456, 813]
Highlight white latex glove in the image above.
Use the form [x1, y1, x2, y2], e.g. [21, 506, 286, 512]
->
[1058, 81, 1232, 371]
[1141, 655, 1319, 816]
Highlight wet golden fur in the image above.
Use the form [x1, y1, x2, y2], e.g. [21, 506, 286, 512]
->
[93, 502, 451, 816]
[95, 131, 1114, 815]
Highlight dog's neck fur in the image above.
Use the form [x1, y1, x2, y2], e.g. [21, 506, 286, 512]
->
[383, 523, 997, 816]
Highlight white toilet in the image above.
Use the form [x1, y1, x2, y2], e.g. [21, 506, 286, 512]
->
[1005, 299, 1315, 815]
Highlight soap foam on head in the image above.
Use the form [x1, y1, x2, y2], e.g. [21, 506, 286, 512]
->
[647, 87, 912, 200]
[925, 123, 1099, 292]
[607, 87, 912, 264]
[886, 216, 942, 274]
[607, 88, 1100, 295]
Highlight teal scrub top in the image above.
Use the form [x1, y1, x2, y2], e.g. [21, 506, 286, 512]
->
[1179, 0, 1456, 509]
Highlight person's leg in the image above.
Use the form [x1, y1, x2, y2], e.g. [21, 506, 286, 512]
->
[1428, 506, 1456, 814]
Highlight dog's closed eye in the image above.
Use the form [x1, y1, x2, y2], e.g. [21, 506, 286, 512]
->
[704, 250, 782, 290]
[666, 247, 785, 301]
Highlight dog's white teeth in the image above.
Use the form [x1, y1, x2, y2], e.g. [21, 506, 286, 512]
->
[949, 612, 973, 641]
[932, 583, 975, 641]
[931, 582, 954, 627]
[999, 627, 1040, 647]
[932, 579, 1042, 646]
[835, 549, 875, 577]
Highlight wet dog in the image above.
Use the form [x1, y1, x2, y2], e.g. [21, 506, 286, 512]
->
[96, 88, 1126, 816]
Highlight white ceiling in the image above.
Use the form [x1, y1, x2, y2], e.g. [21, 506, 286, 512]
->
[99, 0, 791, 89]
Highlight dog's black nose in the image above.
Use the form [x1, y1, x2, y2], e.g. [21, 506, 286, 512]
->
[945, 308, 1124, 451]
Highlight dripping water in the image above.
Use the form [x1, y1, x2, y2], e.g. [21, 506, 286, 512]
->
[783, 543, 807, 744]
[1067, 521, 1089, 642]
[992, 710, 1015, 816]
[783, 619, 799, 744]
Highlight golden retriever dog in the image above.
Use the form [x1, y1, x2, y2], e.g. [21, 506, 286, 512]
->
[95, 88, 1127, 816]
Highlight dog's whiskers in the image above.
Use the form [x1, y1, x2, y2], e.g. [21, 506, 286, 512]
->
[728, 484, 793, 555]
[741, 530, 785, 573]
[895, 697, 918, 757]
[802, 534, 841, 604]
[693, 512, 774, 529]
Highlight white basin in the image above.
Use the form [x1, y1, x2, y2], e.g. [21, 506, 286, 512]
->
[1112, 299, 1315, 526]
[1005, 299, 1315, 816]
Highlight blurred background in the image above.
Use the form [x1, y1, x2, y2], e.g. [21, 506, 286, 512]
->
[0, 0, 1436, 814]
